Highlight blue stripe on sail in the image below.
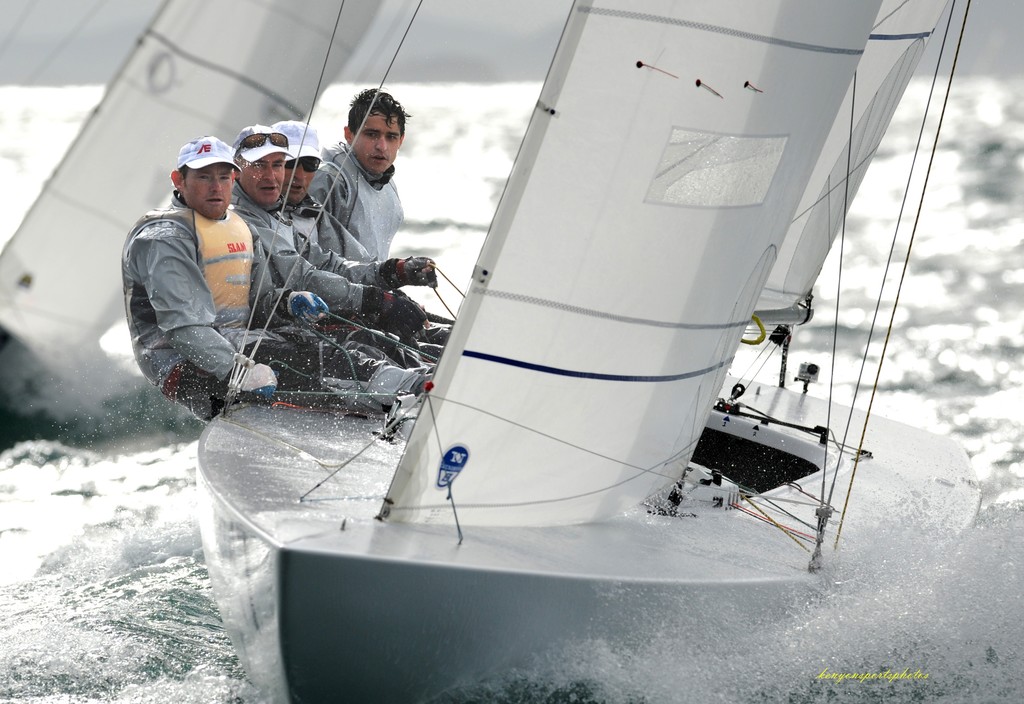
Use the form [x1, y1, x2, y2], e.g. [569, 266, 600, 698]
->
[869, 31, 932, 40]
[462, 350, 727, 383]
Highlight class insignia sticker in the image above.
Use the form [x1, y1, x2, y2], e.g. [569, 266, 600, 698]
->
[436, 445, 469, 489]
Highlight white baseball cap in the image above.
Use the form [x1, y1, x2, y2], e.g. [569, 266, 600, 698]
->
[271, 120, 321, 160]
[232, 124, 294, 163]
[176, 136, 238, 170]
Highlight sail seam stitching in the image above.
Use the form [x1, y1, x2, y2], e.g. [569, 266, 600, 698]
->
[476, 287, 749, 331]
[145, 31, 304, 116]
[581, 7, 864, 55]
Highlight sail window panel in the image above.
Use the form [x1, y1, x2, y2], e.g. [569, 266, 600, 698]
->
[646, 129, 787, 208]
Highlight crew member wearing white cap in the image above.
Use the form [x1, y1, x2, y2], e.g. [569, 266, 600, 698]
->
[272, 119, 372, 264]
[230, 124, 433, 347]
[122, 136, 429, 420]
[272, 119, 437, 291]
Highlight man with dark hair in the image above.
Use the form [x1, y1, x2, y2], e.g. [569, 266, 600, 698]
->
[271, 119, 436, 291]
[229, 123, 430, 345]
[122, 136, 430, 420]
[310, 88, 411, 262]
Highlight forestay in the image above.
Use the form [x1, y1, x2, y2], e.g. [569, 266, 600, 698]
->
[0, 0, 378, 362]
[755, 0, 952, 320]
[385, 0, 885, 527]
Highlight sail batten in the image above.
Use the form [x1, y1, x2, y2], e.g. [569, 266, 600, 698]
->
[580, 7, 867, 56]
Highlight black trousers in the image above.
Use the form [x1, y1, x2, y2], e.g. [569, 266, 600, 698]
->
[161, 333, 416, 420]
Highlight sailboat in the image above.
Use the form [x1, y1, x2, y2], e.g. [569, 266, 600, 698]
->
[0, 0, 380, 375]
[194, 0, 980, 702]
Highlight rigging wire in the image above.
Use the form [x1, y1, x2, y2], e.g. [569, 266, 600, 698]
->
[734, 341, 778, 391]
[733, 501, 817, 543]
[0, 2, 36, 67]
[741, 495, 812, 552]
[227, 0, 427, 407]
[215, 411, 392, 504]
[808, 71, 858, 572]
[23, 0, 111, 85]
[299, 438, 379, 502]
[834, 0, 973, 548]
[290, 0, 426, 258]
[228, 0, 357, 404]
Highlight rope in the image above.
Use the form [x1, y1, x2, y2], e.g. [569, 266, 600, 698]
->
[732, 502, 817, 543]
[740, 314, 766, 345]
[437, 266, 466, 298]
[834, 0, 972, 549]
[287, 1, 426, 269]
[431, 271, 459, 319]
[300, 438, 380, 502]
[318, 310, 440, 362]
[218, 410, 385, 503]
[813, 71, 856, 563]
[226, 1, 427, 407]
[740, 495, 812, 551]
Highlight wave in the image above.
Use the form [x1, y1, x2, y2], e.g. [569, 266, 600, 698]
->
[0, 339, 201, 451]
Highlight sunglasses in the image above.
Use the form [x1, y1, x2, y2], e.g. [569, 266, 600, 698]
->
[238, 132, 289, 150]
[285, 156, 321, 172]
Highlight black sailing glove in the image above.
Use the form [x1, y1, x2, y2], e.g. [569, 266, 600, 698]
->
[379, 256, 438, 288]
[361, 286, 428, 341]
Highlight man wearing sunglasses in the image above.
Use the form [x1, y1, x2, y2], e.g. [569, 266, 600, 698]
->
[230, 124, 430, 348]
[122, 136, 430, 420]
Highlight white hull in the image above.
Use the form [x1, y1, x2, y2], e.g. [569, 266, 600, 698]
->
[197, 382, 979, 702]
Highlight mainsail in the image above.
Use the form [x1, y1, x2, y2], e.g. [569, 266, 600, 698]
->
[0, 0, 379, 366]
[387, 1, 886, 527]
[755, 0, 952, 320]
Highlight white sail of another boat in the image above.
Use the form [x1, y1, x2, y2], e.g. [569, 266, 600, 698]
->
[0, 0, 379, 366]
[756, 0, 952, 321]
[386, 0, 890, 527]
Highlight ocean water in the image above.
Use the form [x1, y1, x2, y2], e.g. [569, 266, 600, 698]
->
[1, 77, 1022, 703]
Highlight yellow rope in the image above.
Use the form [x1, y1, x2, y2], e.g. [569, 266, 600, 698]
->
[740, 314, 766, 345]
[742, 493, 811, 553]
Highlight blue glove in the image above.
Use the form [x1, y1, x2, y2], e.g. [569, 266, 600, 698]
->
[288, 291, 328, 322]
[240, 363, 277, 398]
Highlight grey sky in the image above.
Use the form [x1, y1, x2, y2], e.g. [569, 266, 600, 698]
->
[0, 0, 1016, 85]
